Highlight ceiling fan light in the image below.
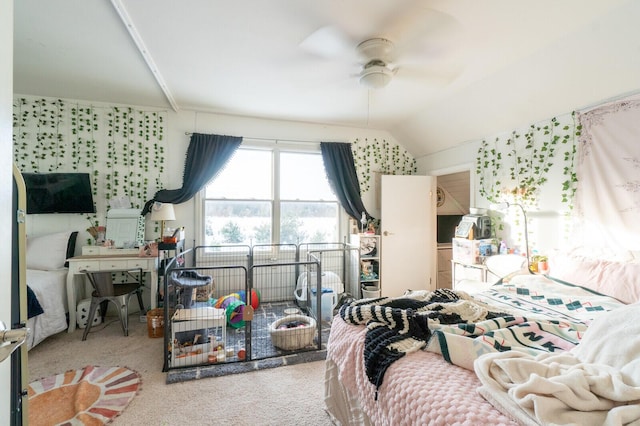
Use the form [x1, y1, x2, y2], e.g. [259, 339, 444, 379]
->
[359, 66, 393, 89]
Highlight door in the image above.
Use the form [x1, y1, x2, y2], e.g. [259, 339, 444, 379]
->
[8, 165, 29, 425]
[380, 175, 436, 297]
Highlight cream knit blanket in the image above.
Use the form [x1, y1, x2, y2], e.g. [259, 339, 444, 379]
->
[474, 302, 640, 426]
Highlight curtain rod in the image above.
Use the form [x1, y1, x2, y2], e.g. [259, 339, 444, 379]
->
[184, 132, 333, 145]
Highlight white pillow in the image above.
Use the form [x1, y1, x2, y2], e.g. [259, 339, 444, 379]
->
[26, 231, 72, 270]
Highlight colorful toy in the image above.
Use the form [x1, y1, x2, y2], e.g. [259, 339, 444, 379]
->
[213, 289, 261, 329]
[214, 294, 245, 329]
[237, 289, 261, 310]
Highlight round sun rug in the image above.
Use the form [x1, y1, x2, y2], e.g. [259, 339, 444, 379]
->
[28, 365, 141, 426]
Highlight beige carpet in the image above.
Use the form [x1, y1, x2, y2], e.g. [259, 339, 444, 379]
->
[28, 315, 334, 425]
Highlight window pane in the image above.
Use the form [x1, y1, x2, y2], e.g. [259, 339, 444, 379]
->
[280, 201, 338, 244]
[280, 152, 335, 200]
[204, 200, 271, 245]
[205, 150, 271, 199]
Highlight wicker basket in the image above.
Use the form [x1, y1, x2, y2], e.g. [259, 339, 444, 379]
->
[269, 314, 316, 351]
[146, 308, 166, 338]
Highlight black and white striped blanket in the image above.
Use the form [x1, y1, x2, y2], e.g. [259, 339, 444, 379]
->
[338, 289, 509, 397]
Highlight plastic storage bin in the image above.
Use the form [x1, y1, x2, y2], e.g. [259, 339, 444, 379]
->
[310, 288, 336, 322]
[361, 284, 381, 298]
[452, 238, 495, 265]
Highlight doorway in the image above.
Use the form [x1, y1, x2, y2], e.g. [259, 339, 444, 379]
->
[434, 169, 471, 288]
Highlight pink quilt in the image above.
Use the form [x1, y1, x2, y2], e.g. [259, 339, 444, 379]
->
[326, 318, 518, 425]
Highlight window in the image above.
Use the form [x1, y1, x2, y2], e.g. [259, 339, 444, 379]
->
[201, 145, 339, 246]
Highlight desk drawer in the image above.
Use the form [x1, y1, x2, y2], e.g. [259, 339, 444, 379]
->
[69, 261, 100, 273]
[127, 259, 153, 269]
[98, 259, 129, 270]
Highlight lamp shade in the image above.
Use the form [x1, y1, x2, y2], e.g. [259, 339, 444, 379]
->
[150, 202, 175, 221]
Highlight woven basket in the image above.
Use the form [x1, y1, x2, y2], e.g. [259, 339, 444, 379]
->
[146, 308, 175, 338]
[269, 314, 316, 351]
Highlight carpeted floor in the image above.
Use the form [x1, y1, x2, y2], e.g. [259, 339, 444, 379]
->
[28, 313, 334, 425]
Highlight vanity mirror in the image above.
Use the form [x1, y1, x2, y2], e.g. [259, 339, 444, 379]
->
[105, 209, 145, 248]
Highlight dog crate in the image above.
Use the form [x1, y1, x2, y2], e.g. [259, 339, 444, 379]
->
[162, 243, 358, 372]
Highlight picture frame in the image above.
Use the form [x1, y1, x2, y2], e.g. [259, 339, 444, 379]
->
[436, 186, 445, 207]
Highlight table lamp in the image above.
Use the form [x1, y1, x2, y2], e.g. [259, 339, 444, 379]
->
[489, 202, 533, 274]
[150, 202, 175, 241]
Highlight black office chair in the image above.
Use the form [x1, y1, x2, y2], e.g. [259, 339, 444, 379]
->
[81, 268, 145, 340]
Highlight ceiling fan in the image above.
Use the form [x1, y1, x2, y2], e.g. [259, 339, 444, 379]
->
[299, 4, 464, 90]
[355, 38, 397, 89]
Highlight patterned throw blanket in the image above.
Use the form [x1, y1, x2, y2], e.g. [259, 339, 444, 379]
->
[339, 277, 626, 398]
[338, 289, 510, 397]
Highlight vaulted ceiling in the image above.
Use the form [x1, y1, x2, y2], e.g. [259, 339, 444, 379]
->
[13, 0, 640, 156]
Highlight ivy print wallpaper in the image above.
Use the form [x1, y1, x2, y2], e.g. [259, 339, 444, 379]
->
[475, 113, 580, 209]
[13, 96, 168, 225]
[352, 137, 417, 193]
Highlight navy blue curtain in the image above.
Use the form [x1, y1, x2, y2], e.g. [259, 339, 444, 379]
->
[142, 133, 242, 215]
[320, 142, 373, 222]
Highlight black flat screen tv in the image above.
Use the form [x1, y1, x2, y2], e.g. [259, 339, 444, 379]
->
[437, 214, 463, 244]
[22, 172, 96, 214]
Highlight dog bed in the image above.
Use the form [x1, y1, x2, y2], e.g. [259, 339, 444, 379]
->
[269, 314, 317, 351]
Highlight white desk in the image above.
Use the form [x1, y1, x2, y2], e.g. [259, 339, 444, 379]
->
[451, 259, 489, 290]
[66, 252, 158, 333]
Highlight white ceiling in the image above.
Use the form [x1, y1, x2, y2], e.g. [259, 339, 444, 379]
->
[13, 0, 640, 157]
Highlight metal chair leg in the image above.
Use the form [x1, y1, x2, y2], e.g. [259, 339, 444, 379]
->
[116, 297, 129, 336]
[82, 300, 100, 341]
[136, 288, 145, 313]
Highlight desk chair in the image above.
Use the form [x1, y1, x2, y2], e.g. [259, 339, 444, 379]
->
[81, 268, 145, 340]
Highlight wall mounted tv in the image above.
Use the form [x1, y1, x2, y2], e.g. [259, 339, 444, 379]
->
[437, 214, 464, 244]
[22, 172, 96, 214]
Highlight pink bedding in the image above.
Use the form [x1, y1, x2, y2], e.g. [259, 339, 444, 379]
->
[326, 317, 518, 425]
[549, 251, 640, 304]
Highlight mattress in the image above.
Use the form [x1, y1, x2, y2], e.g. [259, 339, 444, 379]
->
[26, 268, 69, 350]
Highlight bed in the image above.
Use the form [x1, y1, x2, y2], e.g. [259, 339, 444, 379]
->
[324, 253, 640, 425]
[25, 231, 78, 350]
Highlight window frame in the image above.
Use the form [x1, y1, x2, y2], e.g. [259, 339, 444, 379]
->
[195, 140, 348, 247]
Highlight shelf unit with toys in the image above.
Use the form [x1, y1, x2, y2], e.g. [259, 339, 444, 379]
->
[350, 233, 381, 298]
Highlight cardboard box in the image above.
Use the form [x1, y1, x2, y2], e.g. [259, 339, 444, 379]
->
[452, 238, 495, 265]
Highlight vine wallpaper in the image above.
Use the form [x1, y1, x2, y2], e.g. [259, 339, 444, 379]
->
[475, 113, 580, 209]
[352, 137, 417, 193]
[473, 112, 582, 252]
[13, 96, 168, 228]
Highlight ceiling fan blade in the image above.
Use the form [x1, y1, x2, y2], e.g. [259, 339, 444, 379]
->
[297, 1, 467, 92]
[382, 6, 462, 54]
[299, 25, 354, 60]
[394, 65, 462, 87]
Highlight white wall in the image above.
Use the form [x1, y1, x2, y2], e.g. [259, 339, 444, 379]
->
[416, 115, 575, 256]
[20, 99, 402, 247]
[1, 0, 13, 416]
[165, 110, 398, 241]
